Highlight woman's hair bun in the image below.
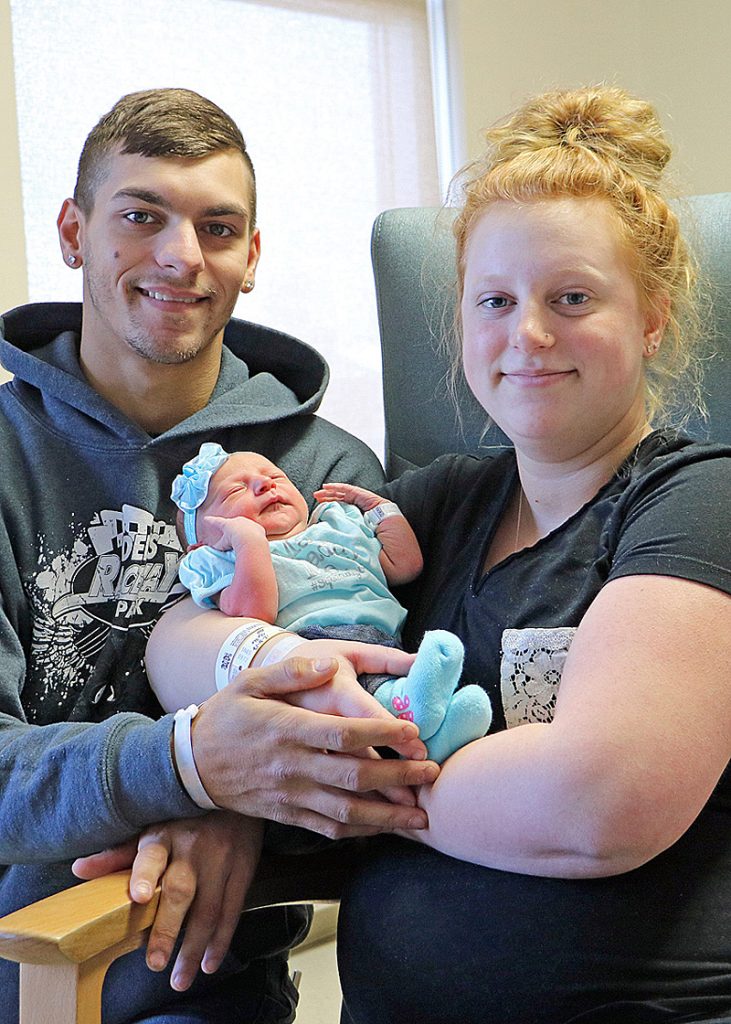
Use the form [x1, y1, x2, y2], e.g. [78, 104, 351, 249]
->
[487, 85, 671, 189]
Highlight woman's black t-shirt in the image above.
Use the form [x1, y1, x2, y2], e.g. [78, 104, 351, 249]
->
[338, 432, 731, 1024]
[386, 431, 731, 732]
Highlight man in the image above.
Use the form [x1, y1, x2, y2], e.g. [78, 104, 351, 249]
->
[0, 89, 437, 1023]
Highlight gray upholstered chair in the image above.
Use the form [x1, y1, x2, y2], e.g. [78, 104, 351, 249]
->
[0, 192, 728, 1023]
[372, 194, 731, 477]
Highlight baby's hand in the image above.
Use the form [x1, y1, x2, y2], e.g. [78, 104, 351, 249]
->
[313, 482, 386, 512]
[203, 515, 266, 551]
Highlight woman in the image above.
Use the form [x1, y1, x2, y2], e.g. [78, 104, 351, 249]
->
[335, 86, 731, 1023]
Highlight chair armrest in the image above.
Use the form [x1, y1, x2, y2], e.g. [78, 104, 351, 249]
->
[0, 844, 352, 968]
[0, 871, 158, 966]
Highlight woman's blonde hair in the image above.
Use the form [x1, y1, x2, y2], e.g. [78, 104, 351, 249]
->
[451, 85, 706, 427]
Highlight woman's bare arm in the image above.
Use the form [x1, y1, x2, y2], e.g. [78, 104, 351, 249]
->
[403, 575, 731, 878]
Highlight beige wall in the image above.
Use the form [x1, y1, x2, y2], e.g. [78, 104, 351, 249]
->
[445, 0, 730, 195]
[3, 0, 727, 319]
[0, 0, 27, 312]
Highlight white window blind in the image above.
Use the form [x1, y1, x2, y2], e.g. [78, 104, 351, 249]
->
[11, 0, 440, 458]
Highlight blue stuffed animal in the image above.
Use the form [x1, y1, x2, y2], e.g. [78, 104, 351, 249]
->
[374, 630, 492, 763]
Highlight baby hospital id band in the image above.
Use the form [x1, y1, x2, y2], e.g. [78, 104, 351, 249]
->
[173, 704, 218, 811]
[214, 622, 287, 690]
[363, 501, 403, 529]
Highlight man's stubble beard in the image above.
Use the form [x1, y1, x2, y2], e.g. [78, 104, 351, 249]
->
[85, 258, 229, 366]
[124, 322, 208, 365]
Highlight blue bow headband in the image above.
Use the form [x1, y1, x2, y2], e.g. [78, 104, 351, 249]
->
[171, 442, 230, 545]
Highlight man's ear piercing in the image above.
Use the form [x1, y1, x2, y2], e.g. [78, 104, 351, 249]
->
[66, 254, 78, 266]
[242, 279, 254, 292]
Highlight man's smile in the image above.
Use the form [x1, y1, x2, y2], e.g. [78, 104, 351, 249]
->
[137, 287, 207, 304]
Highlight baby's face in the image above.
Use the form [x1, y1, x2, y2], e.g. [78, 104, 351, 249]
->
[201, 452, 309, 540]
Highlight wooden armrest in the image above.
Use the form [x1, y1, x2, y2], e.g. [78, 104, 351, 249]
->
[0, 844, 353, 968]
[0, 845, 354, 1023]
[0, 872, 159, 1024]
[0, 872, 157, 967]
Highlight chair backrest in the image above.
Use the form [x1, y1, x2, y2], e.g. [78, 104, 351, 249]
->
[372, 194, 731, 477]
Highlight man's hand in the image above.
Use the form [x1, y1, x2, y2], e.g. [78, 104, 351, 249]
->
[72, 812, 263, 992]
[192, 657, 440, 837]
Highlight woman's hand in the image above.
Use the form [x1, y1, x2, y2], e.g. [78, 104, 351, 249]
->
[72, 812, 263, 991]
[269, 638, 420, 750]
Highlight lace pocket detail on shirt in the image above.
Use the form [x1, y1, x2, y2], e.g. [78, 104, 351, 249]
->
[500, 627, 577, 728]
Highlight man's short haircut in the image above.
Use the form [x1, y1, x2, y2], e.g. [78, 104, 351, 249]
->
[74, 88, 256, 224]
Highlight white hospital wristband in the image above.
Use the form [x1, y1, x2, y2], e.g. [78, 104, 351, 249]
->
[172, 704, 218, 811]
[215, 622, 287, 690]
[363, 501, 403, 529]
[255, 632, 305, 668]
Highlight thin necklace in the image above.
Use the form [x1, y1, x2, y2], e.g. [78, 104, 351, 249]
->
[512, 432, 648, 555]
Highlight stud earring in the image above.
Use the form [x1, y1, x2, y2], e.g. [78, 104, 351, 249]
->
[66, 254, 77, 266]
[242, 279, 254, 292]
[644, 340, 659, 356]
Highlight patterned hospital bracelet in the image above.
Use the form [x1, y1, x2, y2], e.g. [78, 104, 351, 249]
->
[214, 622, 287, 690]
[172, 703, 218, 811]
[363, 501, 403, 529]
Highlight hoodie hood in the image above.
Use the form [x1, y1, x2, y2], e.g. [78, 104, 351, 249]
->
[0, 302, 330, 446]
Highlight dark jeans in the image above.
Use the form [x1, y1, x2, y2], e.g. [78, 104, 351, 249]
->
[104, 942, 299, 1024]
[337, 835, 731, 1024]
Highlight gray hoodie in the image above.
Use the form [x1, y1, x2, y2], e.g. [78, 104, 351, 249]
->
[0, 302, 384, 979]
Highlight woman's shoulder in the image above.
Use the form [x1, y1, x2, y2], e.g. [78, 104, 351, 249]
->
[635, 428, 730, 462]
[607, 430, 731, 592]
[386, 447, 514, 499]
[626, 429, 731, 490]
[383, 449, 515, 545]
